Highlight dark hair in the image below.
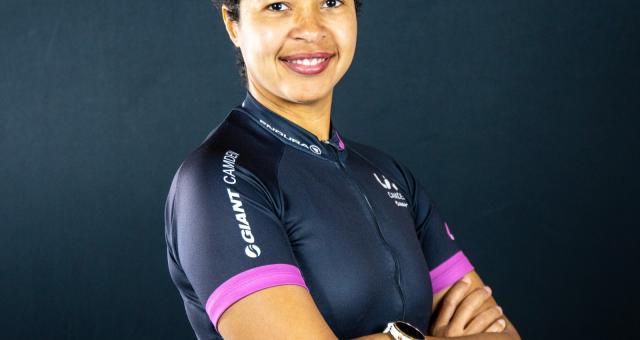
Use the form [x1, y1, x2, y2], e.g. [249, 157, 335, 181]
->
[212, 0, 363, 88]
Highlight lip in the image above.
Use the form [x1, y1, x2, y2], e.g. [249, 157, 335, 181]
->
[279, 52, 335, 75]
[280, 52, 334, 61]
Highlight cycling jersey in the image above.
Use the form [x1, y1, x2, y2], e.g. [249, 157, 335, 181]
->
[164, 91, 474, 339]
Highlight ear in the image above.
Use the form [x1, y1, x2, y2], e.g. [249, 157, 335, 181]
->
[221, 4, 241, 48]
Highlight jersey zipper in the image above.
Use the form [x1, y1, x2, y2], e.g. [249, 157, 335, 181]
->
[330, 146, 406, 320]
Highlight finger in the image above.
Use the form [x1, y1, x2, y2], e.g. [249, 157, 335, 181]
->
[431, 277, 472, 332]
[485, 319, 506, 333]
[448, 286, 493, 331]
[464, 305, 503, 335]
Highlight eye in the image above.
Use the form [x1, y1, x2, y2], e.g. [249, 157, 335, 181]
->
[266, 2, 290, 12]
[321, 0, 345, 8]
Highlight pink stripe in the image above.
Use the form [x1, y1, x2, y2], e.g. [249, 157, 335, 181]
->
[205, 264, 308, 332]
[336, 132, 345, 150]
[444, 222, 455, 240]
[429, 251, 474, 295]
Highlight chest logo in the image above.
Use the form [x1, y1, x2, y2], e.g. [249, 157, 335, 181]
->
[374, 173, 398, 190]
[373, 173, 408, 208]
[310, 145, 322, 155]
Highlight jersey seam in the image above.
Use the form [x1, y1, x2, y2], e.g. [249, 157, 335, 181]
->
[275, 142, 286, 220]
[275, 145, 305, 270]
[420, 196, 438, 237]
[167, 194, 178, 264]
[169, 163, 184, 266]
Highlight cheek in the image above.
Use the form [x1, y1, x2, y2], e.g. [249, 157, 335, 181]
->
[333, 20, 357, 56]
[242, 28, 283, 68]
[335, 27, 358, 58]
[244, 27, 285, 62]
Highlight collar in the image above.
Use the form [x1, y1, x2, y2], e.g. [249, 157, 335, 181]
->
[235, 91, 347, 161]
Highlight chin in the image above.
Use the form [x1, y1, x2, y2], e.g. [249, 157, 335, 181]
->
[284, 83, 332, 101]
[286, 90, 327, 104]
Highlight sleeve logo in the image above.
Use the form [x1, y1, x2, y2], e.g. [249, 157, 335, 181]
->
[222, 150, 262, 258]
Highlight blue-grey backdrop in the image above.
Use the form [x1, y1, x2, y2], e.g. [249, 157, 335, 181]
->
[1, 0, 638, 339]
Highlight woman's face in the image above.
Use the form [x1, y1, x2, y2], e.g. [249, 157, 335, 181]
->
[224, 0, 358, 103]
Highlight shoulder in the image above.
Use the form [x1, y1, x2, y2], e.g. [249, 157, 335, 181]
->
[184, 111, 282, 173]
[179, 110, 284, 183]
[167, 109, 287, 218]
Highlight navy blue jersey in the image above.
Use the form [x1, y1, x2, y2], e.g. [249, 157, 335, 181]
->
[164, 91, 474, 339]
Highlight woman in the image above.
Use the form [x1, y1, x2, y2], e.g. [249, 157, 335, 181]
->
[164, 1, 521, 339]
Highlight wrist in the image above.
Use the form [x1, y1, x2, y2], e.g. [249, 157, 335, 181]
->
[383, 321, 426, 340]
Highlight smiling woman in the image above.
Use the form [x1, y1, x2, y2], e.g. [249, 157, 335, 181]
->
[218, 0, 362, 87]
[216, 0, 360, 139]
[164, 1, 520, 339]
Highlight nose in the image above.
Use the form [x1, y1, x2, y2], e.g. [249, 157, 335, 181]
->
[291, 7, 327, 42]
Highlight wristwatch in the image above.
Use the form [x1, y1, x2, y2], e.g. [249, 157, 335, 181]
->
[383, 321, 426, 340]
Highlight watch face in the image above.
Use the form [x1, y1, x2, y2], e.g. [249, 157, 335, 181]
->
[396, 321, 424, 339]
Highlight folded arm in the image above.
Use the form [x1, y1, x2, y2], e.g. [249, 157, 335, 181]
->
[428, 270, 521, 340]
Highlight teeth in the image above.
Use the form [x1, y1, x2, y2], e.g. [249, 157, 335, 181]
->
[287, 58, 327, 66]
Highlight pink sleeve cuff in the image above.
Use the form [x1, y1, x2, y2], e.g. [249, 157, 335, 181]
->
[429, 251, 474, 295]
[205, 263, 308, 332]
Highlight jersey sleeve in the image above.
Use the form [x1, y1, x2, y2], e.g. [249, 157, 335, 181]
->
[395, 161, 475, 295]
[166, 149, 308, 333]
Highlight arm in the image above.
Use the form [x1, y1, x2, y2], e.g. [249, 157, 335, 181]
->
[216, 266, 520, 340]
[351, 334, 392, 339]
[429, 270, 521, 340]
[427, 334, 516, 340]
[168, 150, 338, 339]
[384, 159, 520, 339]
[352, 270, 522, 340]
[217, 284, 338, 339]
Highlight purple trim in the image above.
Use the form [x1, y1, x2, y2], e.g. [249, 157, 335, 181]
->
[429, 251, 474, 295]
[444, 222, 455, 240]
[336, 132, 345, 150]
[205, 263, 308, 332]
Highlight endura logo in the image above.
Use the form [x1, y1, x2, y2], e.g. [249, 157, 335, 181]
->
[309, 145, 322, 155]
[222, 150, 262, 258]
[259, 119, 322, 155]
[373, 172, 408, 208]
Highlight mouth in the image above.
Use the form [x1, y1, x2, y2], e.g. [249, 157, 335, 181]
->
[279, 52, 335, 75]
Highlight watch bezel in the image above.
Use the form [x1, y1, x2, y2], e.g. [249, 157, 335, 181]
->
[384, 320, 425, 340]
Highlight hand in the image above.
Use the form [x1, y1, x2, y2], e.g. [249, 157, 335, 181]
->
[429, 277, 506, 337]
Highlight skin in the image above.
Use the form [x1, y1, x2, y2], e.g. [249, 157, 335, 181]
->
[427, 270, 521, 339]
[222, 0, 357, 142]
[218, 1, 521, 339]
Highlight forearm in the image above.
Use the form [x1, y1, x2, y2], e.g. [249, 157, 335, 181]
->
[427, 321, 521, 340]
[427, 331, 520, 340]
[353, 332, 519, 340]
[351, 333, 391, 339]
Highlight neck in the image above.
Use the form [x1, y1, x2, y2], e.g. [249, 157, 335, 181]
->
[247, 82, 333, 141]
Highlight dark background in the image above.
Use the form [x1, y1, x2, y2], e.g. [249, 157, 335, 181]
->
[2, 0, 638, 339]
